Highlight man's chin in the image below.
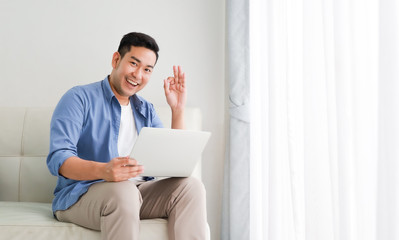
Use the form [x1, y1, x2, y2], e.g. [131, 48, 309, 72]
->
[125, 89, 139, 97]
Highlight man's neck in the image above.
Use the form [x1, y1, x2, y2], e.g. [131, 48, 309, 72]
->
[115, 94, 129, 106]
[118, 98, 130, 106]
[108, 76, 130, 106]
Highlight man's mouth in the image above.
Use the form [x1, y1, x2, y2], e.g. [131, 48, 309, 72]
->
[127, 79, 139, 87]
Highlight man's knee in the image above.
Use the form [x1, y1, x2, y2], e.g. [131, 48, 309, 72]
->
[99, 181, 142, 216]
[177, 177, 206, 200]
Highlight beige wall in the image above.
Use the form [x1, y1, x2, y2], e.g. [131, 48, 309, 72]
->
[0, 0, 225, 239]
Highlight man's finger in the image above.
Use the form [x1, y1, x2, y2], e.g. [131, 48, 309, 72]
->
[126, 165, 143, 173]
[180, 72, 186, 87]
[126, 158, 138, 166]
[173, 65, 179, 83]
[178, 66, 184, 85]
[164, 79, 171, 94]
[117, 157, 131, 166]
[178, 66, 184, 81]
[167, 77, 175, 85]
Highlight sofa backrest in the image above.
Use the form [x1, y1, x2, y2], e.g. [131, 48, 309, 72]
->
[0, 107, 202, 203]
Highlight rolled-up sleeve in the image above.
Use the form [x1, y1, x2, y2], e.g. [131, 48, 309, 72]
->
[46, 87, 85, 176]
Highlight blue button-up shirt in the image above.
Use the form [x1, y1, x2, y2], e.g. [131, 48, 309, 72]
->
[46, 76, 163, 213]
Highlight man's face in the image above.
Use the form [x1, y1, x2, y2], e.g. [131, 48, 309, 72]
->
[110, 46, 157, 101]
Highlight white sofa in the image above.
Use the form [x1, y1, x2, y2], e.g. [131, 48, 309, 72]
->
[0, 106, 206, 240]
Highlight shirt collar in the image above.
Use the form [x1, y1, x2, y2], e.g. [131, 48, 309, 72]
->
[131, 94, 147, 117]
[102, 76, 115, 103]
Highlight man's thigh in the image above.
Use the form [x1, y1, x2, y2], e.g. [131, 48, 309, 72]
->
[55, 181, 142, 230]
[138, 177, 205, 219]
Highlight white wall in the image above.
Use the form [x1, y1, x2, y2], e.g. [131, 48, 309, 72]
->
[0, 0, 225, 239]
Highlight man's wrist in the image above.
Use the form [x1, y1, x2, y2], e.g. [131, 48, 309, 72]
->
[171, 107, 184, 116]
[94, 161, 107, 180]
[171, 108, 185, 129]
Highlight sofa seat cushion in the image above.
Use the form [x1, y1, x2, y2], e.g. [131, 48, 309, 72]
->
[0, 201, 168, 240]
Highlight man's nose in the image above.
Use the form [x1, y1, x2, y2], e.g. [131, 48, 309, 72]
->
[132, 68, 142, 79]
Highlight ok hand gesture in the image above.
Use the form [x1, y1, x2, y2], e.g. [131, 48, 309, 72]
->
[164, 65, 186, 112]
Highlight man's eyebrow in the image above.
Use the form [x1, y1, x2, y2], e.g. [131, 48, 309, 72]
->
[131, 56, 154, 69]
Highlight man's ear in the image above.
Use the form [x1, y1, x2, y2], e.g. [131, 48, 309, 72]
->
[111, 52, 121, 69]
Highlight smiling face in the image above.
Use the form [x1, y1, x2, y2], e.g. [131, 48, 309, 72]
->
[109, 46, 157, 105]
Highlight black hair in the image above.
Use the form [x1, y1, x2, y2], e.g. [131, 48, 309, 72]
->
[117, 32, 159, 62]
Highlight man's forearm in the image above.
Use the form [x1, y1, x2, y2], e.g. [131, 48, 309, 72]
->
[171, 108, 185, 129]
[59, 156, 105, 181]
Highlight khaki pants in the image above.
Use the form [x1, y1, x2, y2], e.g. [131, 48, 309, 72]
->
[55, 177, 208, 240]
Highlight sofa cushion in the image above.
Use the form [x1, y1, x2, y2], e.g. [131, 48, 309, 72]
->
[0, 201, 168, 240]
[0, 157, 20, 201]
[19, 157, 57, 203]
[0, 108, 25, 156]
[22, 108, 53, 157]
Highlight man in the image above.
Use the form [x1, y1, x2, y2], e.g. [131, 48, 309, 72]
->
[47, 32, 208, 240]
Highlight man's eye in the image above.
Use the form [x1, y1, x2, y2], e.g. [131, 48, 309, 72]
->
[131, 62, 137, 66]
[145, 68, 152, 73]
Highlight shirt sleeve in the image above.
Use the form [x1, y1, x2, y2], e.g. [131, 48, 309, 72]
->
[46, 87, 85, 177]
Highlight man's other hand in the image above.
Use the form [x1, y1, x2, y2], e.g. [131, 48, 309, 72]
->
[103, 157, 143, 182]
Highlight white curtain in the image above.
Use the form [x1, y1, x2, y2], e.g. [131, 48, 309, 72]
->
[222, 0, 250, 239]
[223, 0, 399, 239]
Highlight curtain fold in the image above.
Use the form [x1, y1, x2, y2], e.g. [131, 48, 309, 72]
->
[223, 0, 399, 239]
[377, 0, 399, 239]
[222, 0, 250, 240]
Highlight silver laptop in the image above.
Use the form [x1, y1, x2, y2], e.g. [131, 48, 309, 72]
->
[130, 127, 211, 177]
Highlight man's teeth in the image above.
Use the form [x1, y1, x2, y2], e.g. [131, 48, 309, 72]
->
[127, 79, 138, 86]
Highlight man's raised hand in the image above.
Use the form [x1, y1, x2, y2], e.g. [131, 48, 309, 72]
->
[164, 65, 187, 112]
